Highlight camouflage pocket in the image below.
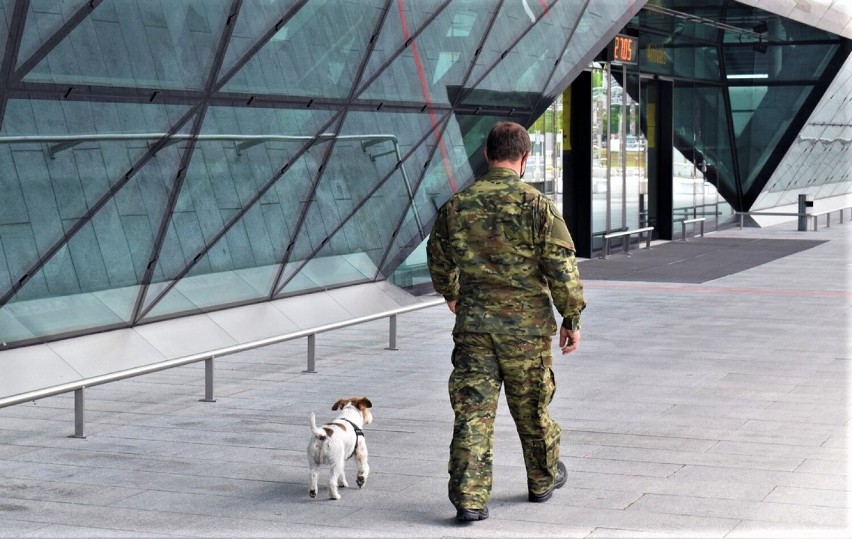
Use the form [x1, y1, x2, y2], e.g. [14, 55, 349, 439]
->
[539, 350, 553, 368]
[541, 363, 556, 407]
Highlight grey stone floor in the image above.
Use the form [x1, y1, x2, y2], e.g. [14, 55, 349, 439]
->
[0, 221, 849, 538]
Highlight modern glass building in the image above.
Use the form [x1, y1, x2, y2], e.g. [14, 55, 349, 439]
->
[0, 0, 849, 355]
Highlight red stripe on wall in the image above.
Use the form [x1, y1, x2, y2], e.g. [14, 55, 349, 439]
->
[397, 0, 457, 193]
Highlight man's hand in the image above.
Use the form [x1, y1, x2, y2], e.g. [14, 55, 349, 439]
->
[559, 327, 580, 355]
[446, 299, 457, 314]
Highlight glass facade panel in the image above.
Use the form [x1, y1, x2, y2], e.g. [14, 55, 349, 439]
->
[631, 0, 849, 211]
[278, 170, 414, 295]
[25, 0, 231, 89]
[591, 68, 645, 242]
[0, 0, 843, 349]
[17, 1, 89, 69]
[360, 0, 494, 105]
[221, 0, 382, 98]
[142, 204, 278, 320]
[733, 85, 812, 195]
[753, 54, 852, 210]
[545, 1, 632, 97]
[148, 135, 331, 304]
[219, 0, 303, 77]
[274, 109, 440, 295]
[0, 99, 188, 308]
[464, 2, 584, 109]
[464, 0, 550, 93]
[2, 260, 127, 342]
[0, 0, 13, 61]
[725, 43, 840, 82]
[359, 0, 446, 87]
[673, 84, 737, 204]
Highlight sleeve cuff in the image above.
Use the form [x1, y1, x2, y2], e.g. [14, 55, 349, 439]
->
[561, 318, 580, 331]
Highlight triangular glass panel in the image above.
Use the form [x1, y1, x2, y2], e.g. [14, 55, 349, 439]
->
[16, 0, 90, 70]
[139, 108, 338, 317]
[0, 98, 190, 320]
[377, 113, 510, 280]
[271, 110, 444, 295]
[358, 0, 495, 105]
[141, 204, 278, 321]
[0, 0, 15, 62]
[0, 134, 187, 342]
[23, 0, 232, 90]
[544, 3, 632, 97]
[221, 0, 381, 99]
[731, 84, 816, 196]
[425, 113, 511, 201]
[218, 0, 303, 78]
[275, 141, 430, 296]
[0, 238, 128, 343]
[462, 0, 551, 96]
[359, 0, 450, 87]
[463, 2, 583, 109]
[324, 108, 441, 203]
[380, 178, 436, 280]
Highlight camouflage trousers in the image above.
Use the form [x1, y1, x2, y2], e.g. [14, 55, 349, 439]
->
[447, 332, 561, 510]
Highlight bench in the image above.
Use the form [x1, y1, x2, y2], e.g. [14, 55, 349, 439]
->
[601, 226, 654, 259]
[680, 217, 706, 240]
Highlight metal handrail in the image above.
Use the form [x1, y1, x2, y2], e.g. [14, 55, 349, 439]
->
[601, 226, 655, 259]
[0, 295, 446, 436]
[0, 132, 393, 155]
[736, 205, 851, 231]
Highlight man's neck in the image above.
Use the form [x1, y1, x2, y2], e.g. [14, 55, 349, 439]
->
[488, 159, 522, 176]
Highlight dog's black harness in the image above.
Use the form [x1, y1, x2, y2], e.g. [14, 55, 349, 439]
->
[340, 418, 365, 460]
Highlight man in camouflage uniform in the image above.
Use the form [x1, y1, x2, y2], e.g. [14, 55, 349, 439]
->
[426, 121, 586, 522]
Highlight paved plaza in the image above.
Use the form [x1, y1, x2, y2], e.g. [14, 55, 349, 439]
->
[0, 221, 849, 538]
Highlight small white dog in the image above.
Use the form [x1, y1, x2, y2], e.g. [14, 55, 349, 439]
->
[308, 396, 373, 500]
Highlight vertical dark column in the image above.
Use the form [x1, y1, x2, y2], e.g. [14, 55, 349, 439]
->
[562, 71, 593, 258]
[646, 79, 673, 240]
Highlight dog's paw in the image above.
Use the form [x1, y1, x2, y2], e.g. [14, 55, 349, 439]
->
[330, 492, 341, 500]
[309, 489, 317, 498]
[357, 474, 367, 488]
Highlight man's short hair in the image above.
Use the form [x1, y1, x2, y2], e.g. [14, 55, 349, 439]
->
[486, 121, 531, 162]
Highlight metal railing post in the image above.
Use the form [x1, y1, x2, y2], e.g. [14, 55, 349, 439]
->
[386, 314, 398, 350]
[71, 388, 85, 439]
[200, 358, 216, 402]
[304, 334, 317, 373]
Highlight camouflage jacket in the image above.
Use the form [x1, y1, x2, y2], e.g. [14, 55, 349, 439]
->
[426, 167, 585, 336]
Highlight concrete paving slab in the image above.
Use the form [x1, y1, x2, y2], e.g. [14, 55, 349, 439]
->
[0, 222, 849, 537]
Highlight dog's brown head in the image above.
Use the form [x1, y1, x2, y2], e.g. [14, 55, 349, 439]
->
[332, 396, 373, 425]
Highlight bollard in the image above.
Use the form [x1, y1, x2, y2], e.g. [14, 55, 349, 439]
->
[797, 194, 813, 231]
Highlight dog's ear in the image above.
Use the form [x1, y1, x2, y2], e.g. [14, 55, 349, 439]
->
[356, 397, 372, 409]
[331, 398, 349, 411]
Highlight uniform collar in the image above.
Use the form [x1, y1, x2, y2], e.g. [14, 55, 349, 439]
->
[482, 167, 521, 181]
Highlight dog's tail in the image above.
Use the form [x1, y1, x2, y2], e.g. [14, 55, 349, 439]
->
[310, 413, 326, 440]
